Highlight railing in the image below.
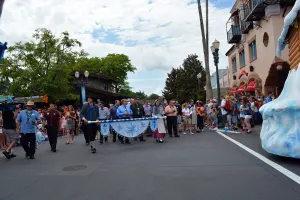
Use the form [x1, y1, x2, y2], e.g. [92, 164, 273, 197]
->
[227, 25, 242, 44]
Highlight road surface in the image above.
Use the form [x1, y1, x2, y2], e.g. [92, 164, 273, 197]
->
[0, 130, 300, 200]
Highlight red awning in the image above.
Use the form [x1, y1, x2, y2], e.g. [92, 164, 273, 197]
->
[230, 85, 237, 95]
[237, 84, 245, 94]
[246, 81, 256, 92]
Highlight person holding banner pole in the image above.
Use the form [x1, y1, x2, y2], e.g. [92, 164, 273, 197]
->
[152, 97, 166, 143]
[110, 100, 123, 143]
[116, 99, 132, 144]
[80, 97, 99, 154]
[98, 101, 109, 144]
[130, 98, 146, 142]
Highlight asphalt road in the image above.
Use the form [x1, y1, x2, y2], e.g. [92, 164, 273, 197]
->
[0, 130, 300, 200]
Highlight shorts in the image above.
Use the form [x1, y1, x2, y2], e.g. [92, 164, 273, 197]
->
[232, 116, 238, 123]
[183, 118, 191, 125]
[4, 129, 20, 142]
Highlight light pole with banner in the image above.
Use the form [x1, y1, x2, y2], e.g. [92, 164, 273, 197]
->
[211, 39, 221, 105]
[75, 70, 89, 106]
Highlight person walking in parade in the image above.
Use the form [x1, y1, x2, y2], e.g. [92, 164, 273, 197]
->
[117, 99, 133, 144]
[130, 98, 146, 142]
[98, 101, 109, 144]
[44, 104, 61, 152]
[110, 100, 123, 143]
[80, 97, 100, 153]
[65, 105, 76, 144]
[16, 100, 41, 159]
[152, 97, 166, 143]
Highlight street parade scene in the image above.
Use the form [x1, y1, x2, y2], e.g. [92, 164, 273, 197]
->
[1, 0, 300, 200]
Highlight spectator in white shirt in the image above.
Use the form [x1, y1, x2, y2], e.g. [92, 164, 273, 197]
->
[182, 103, 193, 135]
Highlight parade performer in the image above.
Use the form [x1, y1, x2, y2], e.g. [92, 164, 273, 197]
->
[116, 99, 132, 144]
[152, 97, 166, 143]
[44, 104, 60, 152]
[110, 100, 126, 143]
[98, 101, 109, 144]
[130, 98, 146, 142]
[16, 100, 41, 159]
[80, 97, 99, 153]
[64, 105, 76, 144]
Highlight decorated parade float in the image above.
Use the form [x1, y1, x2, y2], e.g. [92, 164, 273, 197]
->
[260, 0, 300, 158]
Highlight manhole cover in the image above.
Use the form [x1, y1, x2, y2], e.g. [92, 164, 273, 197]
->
[62, 165, 87, 172]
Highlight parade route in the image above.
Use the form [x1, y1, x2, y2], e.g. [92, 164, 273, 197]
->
[0, 131, 300, 200]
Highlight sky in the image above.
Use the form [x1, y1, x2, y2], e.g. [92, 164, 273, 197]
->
[0, 0, 236, 95]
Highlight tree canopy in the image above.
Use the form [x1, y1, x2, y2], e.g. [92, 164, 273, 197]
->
[163, 54, 206, 103]
[0, 28, 137, 102]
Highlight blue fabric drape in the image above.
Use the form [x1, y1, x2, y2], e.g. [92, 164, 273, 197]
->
[98, 118, 159, 138]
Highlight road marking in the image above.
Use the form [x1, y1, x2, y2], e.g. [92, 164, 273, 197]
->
[214, 129, 240, 134]
[217, 131, 300, 185]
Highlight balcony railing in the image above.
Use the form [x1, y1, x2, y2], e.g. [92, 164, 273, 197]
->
[245, 0, 266, 22]
[239, 4, 253, 33]
[227, 25, 242, 44]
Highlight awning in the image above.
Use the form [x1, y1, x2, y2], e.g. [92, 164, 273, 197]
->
[237, 84, 245, 94]
[246, 81, 256, 92]
[230, 85, 237, 95]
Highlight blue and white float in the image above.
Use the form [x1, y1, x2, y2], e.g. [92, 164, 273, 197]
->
[260, 0, 300, 158]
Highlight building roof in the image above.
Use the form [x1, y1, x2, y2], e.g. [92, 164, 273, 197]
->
[225, 45, 236, 56]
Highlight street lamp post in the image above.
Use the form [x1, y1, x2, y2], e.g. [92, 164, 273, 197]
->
[75, 70, 89, 106]
[197, 73, 202, 90]
[211, 39, 221, 105]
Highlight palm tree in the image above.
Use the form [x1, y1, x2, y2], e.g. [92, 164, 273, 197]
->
[0, 0, 5, 19]
[197, 0, 213, 100]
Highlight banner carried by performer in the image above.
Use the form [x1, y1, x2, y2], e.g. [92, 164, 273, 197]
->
[89, 117, 165, 138]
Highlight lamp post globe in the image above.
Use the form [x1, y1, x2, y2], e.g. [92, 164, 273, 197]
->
[210, 45, 215, 53]
[84, 70, 89, 78]
[75, 71, 79, 78]
[212, 39, 220, 50]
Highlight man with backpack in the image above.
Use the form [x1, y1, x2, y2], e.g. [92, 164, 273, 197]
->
[219, 96, 231, 129]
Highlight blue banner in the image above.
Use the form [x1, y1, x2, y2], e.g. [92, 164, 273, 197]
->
[81, 86, 86, 104]
[97, 117, 159, 138]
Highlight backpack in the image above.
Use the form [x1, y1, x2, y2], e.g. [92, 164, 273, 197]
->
[224, 100, 231, 112]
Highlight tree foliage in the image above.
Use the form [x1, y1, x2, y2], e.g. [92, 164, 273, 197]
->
[148, 93, 160, 100]
[163, 54, 206, 103]
[73, 54, 136, 94]
[0, 28, 137, 102]
[0, 28, 87, 102]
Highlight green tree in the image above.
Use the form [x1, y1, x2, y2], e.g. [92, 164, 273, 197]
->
[0, 28, 87, 102]
[133, 90, 148, 100]
[148, 93, 160, 99]
[163, 54, 206, 103]
[74, 54, 136, 94]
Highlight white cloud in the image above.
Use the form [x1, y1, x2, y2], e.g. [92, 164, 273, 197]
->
[0, 0, 232, 95]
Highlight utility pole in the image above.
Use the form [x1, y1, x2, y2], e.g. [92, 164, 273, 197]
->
[197, 0, 213, 100]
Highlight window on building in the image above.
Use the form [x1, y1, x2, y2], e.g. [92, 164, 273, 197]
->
[239, 50, 246, 68]
[232, 57, 237, 73]
[249, 40, 257, 61]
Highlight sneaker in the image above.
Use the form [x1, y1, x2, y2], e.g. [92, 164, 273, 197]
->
[125, 140, 131, 144]
[29, 155, 35, 159]
[159, 139, 163, 143]
[91, 148, 96, 154]
[9, 154, 17, 158]
[2, 151, 11, 159]
[25, 153, 29, 158]
[191, 132, 194, 135]
[183, 132, 187, 135]
[175, 135, 180, 138]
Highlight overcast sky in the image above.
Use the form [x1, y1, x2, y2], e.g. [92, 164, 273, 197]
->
[0, 0, 235, 95]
